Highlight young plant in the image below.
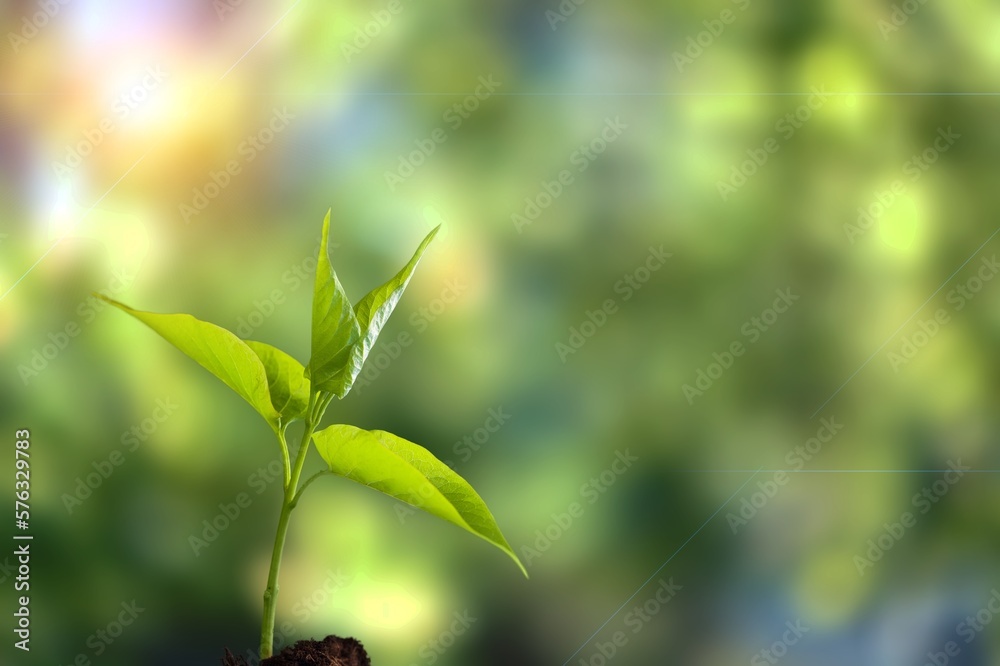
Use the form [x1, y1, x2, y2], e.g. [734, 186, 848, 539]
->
[97, 211, 526, 658]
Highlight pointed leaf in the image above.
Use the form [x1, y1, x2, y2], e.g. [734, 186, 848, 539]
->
[245, 341, 310, 424]
[308, 209, 361, 398]
[312, 424, 526, 577]
[97, 295, 279, 425]
[351, 225, 439, 369]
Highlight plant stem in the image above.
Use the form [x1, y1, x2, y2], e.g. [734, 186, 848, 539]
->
[259, 497, 293, 659]
[290, 470, 332, 508]
[259, 393, 329, 658]
[277, 425, 291, 490]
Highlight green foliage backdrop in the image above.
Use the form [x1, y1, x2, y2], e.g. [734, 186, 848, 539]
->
[1, 1, 999, 664]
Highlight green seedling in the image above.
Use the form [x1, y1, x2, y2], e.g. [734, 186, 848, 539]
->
[97, 211, 525, 658]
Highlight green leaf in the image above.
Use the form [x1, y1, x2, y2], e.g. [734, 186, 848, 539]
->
[352, 225, 439, 368]
[308, 209, 361, 398]
[312, 424, 527, 577]
[97, 295, 279, 426]
[245, 341, 310, 425]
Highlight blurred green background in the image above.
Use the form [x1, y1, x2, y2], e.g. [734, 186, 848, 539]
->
[2, 0, 1000, 664]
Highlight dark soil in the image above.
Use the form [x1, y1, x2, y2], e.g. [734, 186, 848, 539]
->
[223, 636, 370, 666]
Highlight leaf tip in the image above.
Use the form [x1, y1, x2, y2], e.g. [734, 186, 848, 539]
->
[426, 225, 442, 245]
[93, 293, 127, 311]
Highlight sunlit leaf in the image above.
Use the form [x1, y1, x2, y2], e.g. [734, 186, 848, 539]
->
[245, 340, 310, 425]
[308, 209, 362, 398]
[97, 295, 279, 426]
[312, 424, 526, 577]
[351, 225, 439, 369]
